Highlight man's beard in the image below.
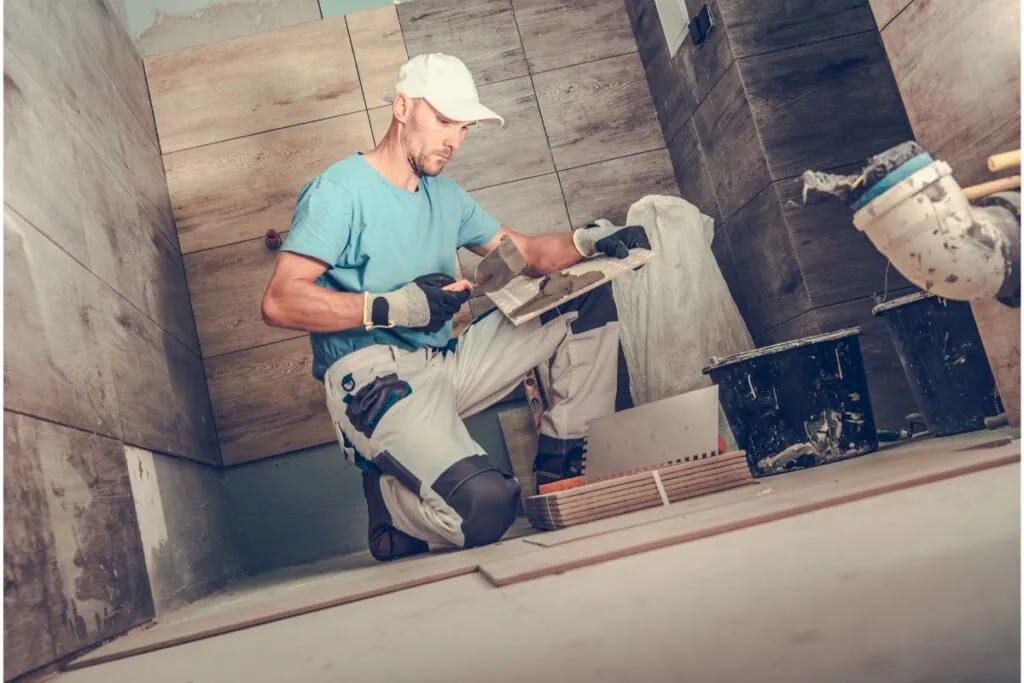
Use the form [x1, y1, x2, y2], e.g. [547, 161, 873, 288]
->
[407, 151, 447, 177]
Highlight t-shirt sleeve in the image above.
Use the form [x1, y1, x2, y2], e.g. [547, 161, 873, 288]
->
[280, 177, 352, 266]
[454, 183, 501, 249]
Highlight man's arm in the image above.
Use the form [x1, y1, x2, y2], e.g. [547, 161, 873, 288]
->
[470, 226, 583, 278]
[261, 252, 366, 332]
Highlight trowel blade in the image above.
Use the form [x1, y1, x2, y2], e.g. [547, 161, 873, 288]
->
[474, 236, 528, 293]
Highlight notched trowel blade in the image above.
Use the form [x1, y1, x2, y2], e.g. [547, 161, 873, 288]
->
[473, 236, 528, 293]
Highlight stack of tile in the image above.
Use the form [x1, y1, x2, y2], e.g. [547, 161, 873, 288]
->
[525, 450, 754, 530]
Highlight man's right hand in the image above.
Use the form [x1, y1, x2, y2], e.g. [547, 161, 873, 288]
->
[364, 273, 472, 333]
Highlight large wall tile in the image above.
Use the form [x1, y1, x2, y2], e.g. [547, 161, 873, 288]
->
[206, 337, 336, 465]
[144, 16, 363, 153]
[4, 49, 91, 268]
[693, 62, 771, 220]
[881, 0, 1021, 187]
[776, 171, 913, 309]
[870, 0, 913, 30]
[722, 185, 811, 336]
[814, 295, 920, 428]
[560, 149, 679, 228]
[513, 0, 637, 74]
[4, 207, 122, 440]
[3, 413, 153, 675]
[131, 0, 322, 57]
[717, 0, 877, 58]
[163, 337, 222, 466]
[710, 227, 747, 325]
[739, 31, 913, 180]
[443, 76, 554, 191]
[121, 102, 177, 247]
[753, 310, 823, 348]
[347, 5, 408, 109]
[107, 295, 183, 457]
[166, 112, 374, 254]
[185, 237, 306, 359]
[534, 52, 664, 171]
[397, 0, 529, 86]
[459, 173, 572, 276]
[145, 216, 203, 355]
[667, 118, 722, 225]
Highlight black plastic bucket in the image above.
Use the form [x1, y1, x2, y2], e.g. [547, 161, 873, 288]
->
[702, 328, 878, 477]
[872, 291, 1003, 436]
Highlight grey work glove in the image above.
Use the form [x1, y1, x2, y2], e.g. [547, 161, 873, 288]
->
[572, 219, 651, 259]
[364, 273, 470, 333]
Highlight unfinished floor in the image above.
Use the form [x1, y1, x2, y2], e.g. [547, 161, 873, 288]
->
[51, 431, 1021, 683]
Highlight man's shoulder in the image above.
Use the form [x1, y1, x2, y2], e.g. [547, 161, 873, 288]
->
[316, 155, 368, 189]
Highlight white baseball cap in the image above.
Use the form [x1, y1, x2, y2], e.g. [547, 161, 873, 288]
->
[384, 53, 505, 126]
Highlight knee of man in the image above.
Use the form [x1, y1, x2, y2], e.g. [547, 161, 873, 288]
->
[540, 281, 618, 333]
[434, 456, 520, 548]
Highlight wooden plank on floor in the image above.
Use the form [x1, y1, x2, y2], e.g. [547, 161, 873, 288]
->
[144, 16, 363, 154]
[166, 112, 373, 254]
[347, 5, 408, 109]
[479, 431, 1021, 586]
[206, 337, 335, 465]
[66, 537, 544, 670]
[184, 235, 304, 359]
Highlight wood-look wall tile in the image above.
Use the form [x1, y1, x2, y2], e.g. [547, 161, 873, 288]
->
[163, 337, 222, 465]
[560, 149, 679, 228]
[710, 227, 747, 323]
[3, 412, 153, 668]
[721, 184, 811, 336]
[107, 295, 182, 457]
[717, 0, 876, 58]
[347, 5, 408, 109]
[667, 118, 722, 225]
[145, 220, 203, 355]
[534, 53, 664, 171]
[443, 76, 554, 191]
[753, 310, 823, 348]
[882, 0, 1021, 187]
[4, 49, 91, 268]
[122, 104, 177, 248]
[739, 31, 913, 181]
[185, 237, 306, 359]
[3, 408, 59, 680]
[512, 0, 637, 74]
[166, 112, 374, 254]
[3, 207, 122, 440]
[135, 0, 323, 58]
[459, 173, 572, 277]
[814, 294, 920, 428]
[692, 62, 771, 220]
[397, 0, 529, 86]
[144, 17, 363, 153]
[870, 0, 913, 30]
[638, 27, 697, 147]
[367, 106, 393, 146]
[206, 337, 336, 465]
[775, 170, 912, 308]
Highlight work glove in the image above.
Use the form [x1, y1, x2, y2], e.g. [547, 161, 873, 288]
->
[572, 219, 651, 259]
[364, 274, 470, 333]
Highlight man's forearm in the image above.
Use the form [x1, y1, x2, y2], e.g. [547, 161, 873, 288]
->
[520, 231, 584, 277]
[262, 281, 366, 333]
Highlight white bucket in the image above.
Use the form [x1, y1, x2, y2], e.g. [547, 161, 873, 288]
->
[851, 160, 1012, 300]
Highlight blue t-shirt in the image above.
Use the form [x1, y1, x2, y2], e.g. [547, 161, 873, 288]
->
[280, 153, 501, 381]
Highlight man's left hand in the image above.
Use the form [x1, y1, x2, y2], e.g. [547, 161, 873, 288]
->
[573, 220, 651, 259]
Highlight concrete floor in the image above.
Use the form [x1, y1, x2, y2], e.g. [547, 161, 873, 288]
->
[54, 462, 1021, 683]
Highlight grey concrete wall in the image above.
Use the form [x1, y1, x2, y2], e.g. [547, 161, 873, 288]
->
[126, 448, 243, 614]
[221, 401, 521, 575]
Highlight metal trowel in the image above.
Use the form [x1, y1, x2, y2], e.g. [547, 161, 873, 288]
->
[473, 236, 528, 293]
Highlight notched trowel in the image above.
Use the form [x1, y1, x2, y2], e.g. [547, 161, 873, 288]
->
[473, 236, 528, 293]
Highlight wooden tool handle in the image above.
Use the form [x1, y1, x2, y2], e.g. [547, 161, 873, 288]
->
[963, 175, 1021, 200]
[987, 149, 1021, 172]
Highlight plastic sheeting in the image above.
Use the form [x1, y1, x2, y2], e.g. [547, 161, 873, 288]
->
[603, 195, 755, 444]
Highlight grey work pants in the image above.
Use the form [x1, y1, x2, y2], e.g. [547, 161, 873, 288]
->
[323, 283, 627, 549]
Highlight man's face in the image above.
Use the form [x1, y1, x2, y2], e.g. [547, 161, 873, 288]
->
[399, 98, 474, 177]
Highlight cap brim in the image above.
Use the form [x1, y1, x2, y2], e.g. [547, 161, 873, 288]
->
[429, 97, 505, 126]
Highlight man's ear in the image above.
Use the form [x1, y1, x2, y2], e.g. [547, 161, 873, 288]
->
[393, 94, 412, 124]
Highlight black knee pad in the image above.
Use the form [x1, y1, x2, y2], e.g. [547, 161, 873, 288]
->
[433, 455, 520, 548]
[539, 281, 618, 333]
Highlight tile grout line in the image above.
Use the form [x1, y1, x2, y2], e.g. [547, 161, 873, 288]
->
[204, 333, 311, 364]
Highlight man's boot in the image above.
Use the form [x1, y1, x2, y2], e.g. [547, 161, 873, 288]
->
[362, 467, 430, 562]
